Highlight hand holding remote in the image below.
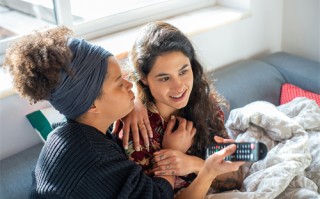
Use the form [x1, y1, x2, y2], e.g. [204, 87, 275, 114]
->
[206, 142, 268, 162]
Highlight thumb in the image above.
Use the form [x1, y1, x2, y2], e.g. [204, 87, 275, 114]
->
[164, 115, 176, 135]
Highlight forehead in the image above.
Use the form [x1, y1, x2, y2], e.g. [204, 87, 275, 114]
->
[151, 51, 190, 73]
[105, 56, 121, 82]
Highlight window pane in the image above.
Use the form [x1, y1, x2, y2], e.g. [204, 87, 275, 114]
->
[0, 0, 56, 41]
[70, 0, 169, 24]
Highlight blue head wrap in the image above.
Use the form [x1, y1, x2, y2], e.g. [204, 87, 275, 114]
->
[49, 37, 113, 119]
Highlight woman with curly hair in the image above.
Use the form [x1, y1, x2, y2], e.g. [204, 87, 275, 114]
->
[4, 26, 242, 199]
[115, 21, 243, 195]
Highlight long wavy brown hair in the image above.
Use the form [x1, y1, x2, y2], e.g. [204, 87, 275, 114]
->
[130, 21, 228, 158]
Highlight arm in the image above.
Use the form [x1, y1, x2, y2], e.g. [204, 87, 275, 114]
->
[151, 149, 204, 176]
[151, 136, 235, 176]
[175, 145, 244, 199]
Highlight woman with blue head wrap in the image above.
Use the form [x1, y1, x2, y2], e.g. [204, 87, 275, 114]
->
[4, 26, 176, 198]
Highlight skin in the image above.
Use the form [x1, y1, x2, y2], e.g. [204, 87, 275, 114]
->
[141, 51, 194, 121]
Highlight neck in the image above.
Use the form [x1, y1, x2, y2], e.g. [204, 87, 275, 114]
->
[155, 103, 177, 122]
[79, 115, 113, 134]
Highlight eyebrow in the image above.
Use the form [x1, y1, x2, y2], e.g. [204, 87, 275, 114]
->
[155, 64, 189, 78]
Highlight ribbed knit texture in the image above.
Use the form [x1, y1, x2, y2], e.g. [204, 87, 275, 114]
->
[30, 122, 173, 199]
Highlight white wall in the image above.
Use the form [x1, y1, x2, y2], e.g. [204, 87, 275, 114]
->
[0, 95, 47, 160]
[191, 0, 284, 71]
[282, 0, 320, 62]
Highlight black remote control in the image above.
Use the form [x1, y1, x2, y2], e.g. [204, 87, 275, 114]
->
[206, 142, 268, 162]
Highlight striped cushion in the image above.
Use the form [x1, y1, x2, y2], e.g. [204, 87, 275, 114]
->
[26, 107, 65, 142]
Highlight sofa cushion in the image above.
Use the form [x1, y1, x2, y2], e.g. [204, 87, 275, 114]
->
[26, 107, 65, 142]
[280, 83, 320, 106]
[0, 143, 43, 199]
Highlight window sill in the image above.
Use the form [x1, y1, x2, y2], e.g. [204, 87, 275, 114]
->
[90, 6, 251, 55]
[0, 5, 250, 99]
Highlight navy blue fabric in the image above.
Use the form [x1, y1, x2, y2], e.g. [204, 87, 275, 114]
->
[49, 38, 113, 119]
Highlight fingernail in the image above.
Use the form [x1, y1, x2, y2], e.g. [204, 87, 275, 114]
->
[170, 115, 175, 120]
[135, 146, 141, 151]
[124, 145, 128, 150]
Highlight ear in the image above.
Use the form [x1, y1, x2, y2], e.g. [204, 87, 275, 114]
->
[87, 103, 99, 114]
[140, 77, 148, 86]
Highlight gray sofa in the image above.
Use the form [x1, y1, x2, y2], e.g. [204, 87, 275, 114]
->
[0, 52, 319, 199]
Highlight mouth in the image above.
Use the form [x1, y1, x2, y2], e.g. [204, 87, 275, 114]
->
[170, 89, 187, 100]
[130, 92, 135, 101]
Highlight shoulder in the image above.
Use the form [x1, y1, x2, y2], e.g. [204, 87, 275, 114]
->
[46, 122, 125, 159]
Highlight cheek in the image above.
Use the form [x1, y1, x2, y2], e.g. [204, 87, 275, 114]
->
[149, 83, 167, 98]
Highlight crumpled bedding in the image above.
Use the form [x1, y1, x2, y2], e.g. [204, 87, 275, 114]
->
[205, 97, 320, 199]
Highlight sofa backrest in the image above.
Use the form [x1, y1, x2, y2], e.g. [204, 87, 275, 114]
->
[207, 52, 320, 120]
[208, 60, 286, 120]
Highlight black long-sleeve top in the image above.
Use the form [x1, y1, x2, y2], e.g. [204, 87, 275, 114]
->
[30, 121, 173, 198]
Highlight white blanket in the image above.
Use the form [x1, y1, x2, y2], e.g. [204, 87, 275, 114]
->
[206, 97, 320, 199]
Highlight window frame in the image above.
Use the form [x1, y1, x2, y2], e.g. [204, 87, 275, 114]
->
[0, 0, 216, 58]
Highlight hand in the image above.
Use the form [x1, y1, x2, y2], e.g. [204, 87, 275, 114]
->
[214, 135, 235, 144]
[203, 144, 244, 178]
[121, 98, 152, 150]
[162, 116, 196, 153]
[151, 149, 204, 176]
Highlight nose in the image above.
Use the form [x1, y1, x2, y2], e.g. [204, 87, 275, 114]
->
[171, 78, 184, 92]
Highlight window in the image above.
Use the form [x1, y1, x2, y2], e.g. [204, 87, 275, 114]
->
[0, 0, 216, 63]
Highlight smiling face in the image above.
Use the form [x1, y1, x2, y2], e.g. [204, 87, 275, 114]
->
[142, 51, 194, 120]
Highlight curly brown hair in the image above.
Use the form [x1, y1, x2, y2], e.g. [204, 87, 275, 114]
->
[130, 22, 229, 158]
[3, 26, 73, 103]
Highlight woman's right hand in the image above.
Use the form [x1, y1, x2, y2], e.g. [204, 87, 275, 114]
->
[162, 116, 196, 153]
[174, 144, 244, 199]
[203, 144, 244, 178]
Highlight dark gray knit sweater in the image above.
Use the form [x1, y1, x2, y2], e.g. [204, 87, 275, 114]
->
[30, 121, 173, 199]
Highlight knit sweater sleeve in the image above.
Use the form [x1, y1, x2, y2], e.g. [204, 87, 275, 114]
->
[30, 123, 174, 199]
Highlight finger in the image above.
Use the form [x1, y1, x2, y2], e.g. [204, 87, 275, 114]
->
[131, 125, 141, 151]
[217, 144, 237, 159]
[214, 135, 234, 143]
[122, 130, 130, 150]
[143, 118, 153, 138]
[153, 155, 175, 166]
[186, 120, 193, 132]
[153, 149, 171, 156]
[164, 115, 176, 135]
[138, 123, 150, 149]
[176, 117, 187, 131]
[154, 170, 176, 176]
[214, 135, 224, 143]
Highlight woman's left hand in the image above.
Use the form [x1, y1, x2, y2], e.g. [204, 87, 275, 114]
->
[150, 149, 204, 176]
